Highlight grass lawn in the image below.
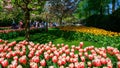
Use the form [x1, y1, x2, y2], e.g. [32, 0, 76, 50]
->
[8, 29, 102, 48]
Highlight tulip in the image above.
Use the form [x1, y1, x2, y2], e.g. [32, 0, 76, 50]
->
[88, 54, 94, 60]
[40, 59, 46, 67]
[0, 39, 3, 42]
[30, 62, 38, 68]
[61, 58, 66, 65]
[57, 60, 62, 66]
[6, 53, 11, 59]
[100, 58, 107, 65]
[117, 61, 120, 68]
[0, 58, 4, 64]
[65, 49, 70, 54]
[66, 56, 70, 62]
[81, 56, 85, 62]
[80, 42, 83, 48]
[75, 62, 81, 68]
[1, 59, 8, 67]
[84, 52, 88, 57]
[70, 52, 74, 58]
[19, 55, 27, 64]
[87, 61, 92, 67]
[52, 56, 58, 63]
[13, 56, 18, 61]
[32, 56, 40, 63]
[17, 64, 23, 68]
[69, 63, 74, 68]
[92, 59, 101, 67]
[80, 62, 85, 68]
[44, 54, 50, 60]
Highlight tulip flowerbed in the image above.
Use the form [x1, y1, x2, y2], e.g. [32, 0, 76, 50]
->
[0, 39, 120, 68]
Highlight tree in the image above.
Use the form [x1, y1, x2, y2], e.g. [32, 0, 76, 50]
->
[48, 0, 80, 26]
[3, 0, 46, 41]
[112, 0, 116, 13]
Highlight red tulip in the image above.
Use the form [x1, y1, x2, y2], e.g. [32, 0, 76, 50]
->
[0, 39, 3, 42]
[40, 59, 46, 67]
[1, 59, 8, 67]
[52, 56, 58, 63]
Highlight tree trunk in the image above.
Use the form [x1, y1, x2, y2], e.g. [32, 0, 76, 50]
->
[107, 5, 110, 15]
[100, 6, 103, 15]
[24, 10, 30, 41]
[59, 17, 62, 26]
[112, 0, 116, 13]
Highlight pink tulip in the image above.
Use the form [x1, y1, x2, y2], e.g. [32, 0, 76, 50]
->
[75, 62, 81, 68]
[1, 59, 8, 67]
[80, 42, 83, 48]
[0, 58, 4, 64]
[19, 55, 27, 64]
[44, 54, 50, 60]
[107, 62, 113, 68]
[11, 60, 18, 68]
[32, 56, 40, 63]
[92, 59, 101, 67]
[84, 52, 88, 57]
[6, 53, 11, 59]
[52, 56, 58, 63]
[117, 61, 120, 68]
[69, 63, 74, 68]
[13, 56, 18, 61]
[40, 59, 46, 67]
[70, 52, 74, 58]
[80, 62, 85, 68]
[57, 60, 62, 66]
[100, 58, 107, 65]
[65, 49, 70, 54]
[80, 56, 85, 62]
[79, 52, 83, 57]
[66, 56, 70, 62]
[30, 62, 38, 68]
[87, 61, 92, 67]
[88, 54, 94, 60]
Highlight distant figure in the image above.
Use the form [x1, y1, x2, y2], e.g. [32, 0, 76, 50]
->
[19, 20, 23, 29]
[11, 21, 18, 29]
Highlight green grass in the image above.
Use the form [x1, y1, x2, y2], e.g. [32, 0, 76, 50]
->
[8, 32, 102, 48]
